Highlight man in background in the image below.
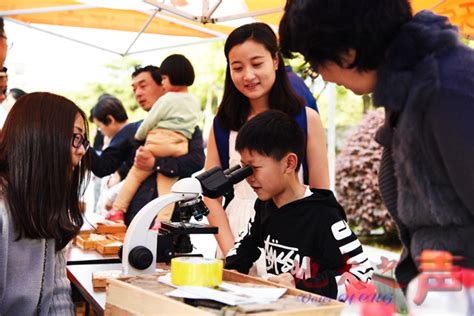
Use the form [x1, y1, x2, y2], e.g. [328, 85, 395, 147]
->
[90, 65, 205, 224]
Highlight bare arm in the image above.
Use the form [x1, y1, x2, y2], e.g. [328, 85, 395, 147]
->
[203, 126, 235, 256]
[306, 108, 330, 189]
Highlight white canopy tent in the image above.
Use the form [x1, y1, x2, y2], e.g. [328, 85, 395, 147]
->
[0, 0, 285, 56]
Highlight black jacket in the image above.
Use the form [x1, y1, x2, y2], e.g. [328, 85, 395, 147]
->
[91, 122, 205, 179]
[374, 11, 474, 289]
[225, 189, 373, 299]
[90, 121, 140, 178]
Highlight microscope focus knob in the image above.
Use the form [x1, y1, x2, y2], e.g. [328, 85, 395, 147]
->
[128, 246, 153, 270]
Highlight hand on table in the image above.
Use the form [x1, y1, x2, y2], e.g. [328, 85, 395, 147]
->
[267, 272, 296, 288]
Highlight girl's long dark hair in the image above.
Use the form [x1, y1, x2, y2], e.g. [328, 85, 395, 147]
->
[216, 22, 304, 131]
[0, 92, 91, 251]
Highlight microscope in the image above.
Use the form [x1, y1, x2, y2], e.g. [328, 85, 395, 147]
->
[121, 165, 252, 275]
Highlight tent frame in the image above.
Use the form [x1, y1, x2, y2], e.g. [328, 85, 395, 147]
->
[144, 0, 282, 24]
[0, 1, 283, 56]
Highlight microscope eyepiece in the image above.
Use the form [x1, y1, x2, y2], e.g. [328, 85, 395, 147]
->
[226, 165, 253, 185]
[223, 165, 240, 176]
[196, 165, 253, 199]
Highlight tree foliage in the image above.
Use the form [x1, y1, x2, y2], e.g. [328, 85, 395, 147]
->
[335, 109, 396, 235]
[65, 58, 140, 121]
[65, 41, 227, 130]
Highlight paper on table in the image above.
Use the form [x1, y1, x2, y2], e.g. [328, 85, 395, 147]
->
[158, 274, 286, 306]
[218, 281, 287, 300]
[166, 289, 203, 299]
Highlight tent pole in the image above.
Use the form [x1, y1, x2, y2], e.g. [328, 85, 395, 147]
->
[4, 18, 123, 56]
[202, 0, 222, 23]
[123, 9, 159, 56]
[144, 0, 198, 22]
[127, 36, 225, 56]
[202, 0, 209, 16]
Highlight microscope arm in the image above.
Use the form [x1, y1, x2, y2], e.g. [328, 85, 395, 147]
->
[121, 165, 252, 275]
[122, 178, 201, 275]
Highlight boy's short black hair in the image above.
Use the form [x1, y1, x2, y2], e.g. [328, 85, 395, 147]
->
[160, 54, 195, 86]
[90, 94, 128, 125]
[235, 110, 305, 171]
[279, 0, 412, 71]
[132, 65, 162, 85]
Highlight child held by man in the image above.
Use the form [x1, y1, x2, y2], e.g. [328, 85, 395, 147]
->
[225, 110, 373, 299]
[108, 54, 200, 222]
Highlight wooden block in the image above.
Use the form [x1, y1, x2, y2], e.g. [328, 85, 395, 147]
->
[105, 270, 345, 315]
[75, 233, 109, 250]
[93, 270, 130, 289]
[75, 301, 86, 316]
[75, 234, 96, 250]
[106, 233, 126, 242]
[93, 269, 169, 289]
[95, 239, 122, 255]
[79, 227, 96, 235]
[96, 222, 127, 234]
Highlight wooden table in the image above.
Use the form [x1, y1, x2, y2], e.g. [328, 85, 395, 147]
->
[66, 213, 123, 313]
[66, 245, 120, 265]
[67, 212, 122, 265]
[67, 262, 171, 315]
[67, 263, 122, 315]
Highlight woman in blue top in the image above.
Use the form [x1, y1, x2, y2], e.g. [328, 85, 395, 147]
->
[204, 22, 329, 266]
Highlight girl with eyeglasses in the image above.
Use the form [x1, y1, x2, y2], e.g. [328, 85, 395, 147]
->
[0, 92, 91, 314]
[204, 23, 330, 273]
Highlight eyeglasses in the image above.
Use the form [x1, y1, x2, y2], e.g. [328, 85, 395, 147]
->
[72, 133, 90, 151]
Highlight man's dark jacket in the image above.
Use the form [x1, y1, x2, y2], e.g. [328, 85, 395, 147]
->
[90, 121, 205, 225]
